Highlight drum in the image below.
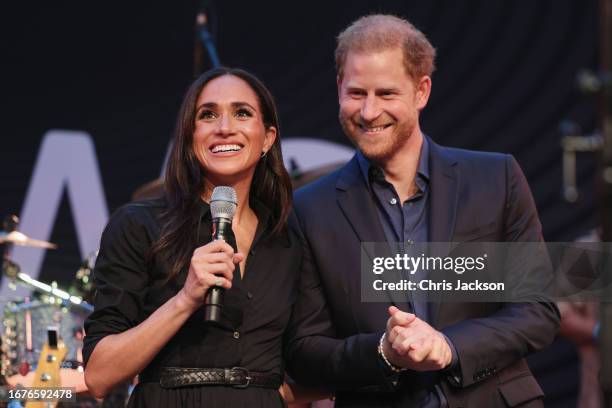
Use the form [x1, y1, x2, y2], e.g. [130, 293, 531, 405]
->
[1, 299, 89, 392]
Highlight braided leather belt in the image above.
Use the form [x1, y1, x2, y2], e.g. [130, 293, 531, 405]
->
[158, 367, 282, 389]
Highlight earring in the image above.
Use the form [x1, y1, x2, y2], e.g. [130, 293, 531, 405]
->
[260, 151, 267, 159]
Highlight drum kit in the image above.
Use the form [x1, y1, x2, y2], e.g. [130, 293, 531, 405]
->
[0, 215, 98, 407]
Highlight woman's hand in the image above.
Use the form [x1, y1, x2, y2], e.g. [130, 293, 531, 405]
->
[86, 240, 243, 397]
[176, 240, 244, 312]
[279, 381, 332, 406]
[279, 382, 293, 403]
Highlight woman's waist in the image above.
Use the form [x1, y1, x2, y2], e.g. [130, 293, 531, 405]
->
[139, 366, 282, 390]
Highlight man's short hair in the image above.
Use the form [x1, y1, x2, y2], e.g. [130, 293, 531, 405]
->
[335, 14, 436, 82]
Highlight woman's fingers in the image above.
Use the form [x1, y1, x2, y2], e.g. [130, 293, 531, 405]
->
[199, 240, 235, 255]
[232, 252, 245, 264]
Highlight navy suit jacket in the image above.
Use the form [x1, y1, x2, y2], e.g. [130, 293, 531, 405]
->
[285, 140, 560, 407]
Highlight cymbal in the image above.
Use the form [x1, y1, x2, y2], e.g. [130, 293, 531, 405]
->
[0, 231, 57, 249]
[291, 162, 346, 190]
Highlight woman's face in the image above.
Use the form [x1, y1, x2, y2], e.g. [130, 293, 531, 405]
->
[192, 74, 276, 185]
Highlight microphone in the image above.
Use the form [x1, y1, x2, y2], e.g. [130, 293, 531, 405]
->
[204, 186, 237, 324]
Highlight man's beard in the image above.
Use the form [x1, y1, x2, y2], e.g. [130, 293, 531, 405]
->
[340, 114, 415, 163]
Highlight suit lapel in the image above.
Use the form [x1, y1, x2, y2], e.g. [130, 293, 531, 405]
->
[428, 140, 459, 325]
[336, 156, 411, 310]
[336, 157, 386, 245]
[334, 143, 461, 323]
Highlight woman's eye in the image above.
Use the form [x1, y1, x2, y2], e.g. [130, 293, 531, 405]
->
[198, 110, 217, 120]
[235, 108, 253, 118]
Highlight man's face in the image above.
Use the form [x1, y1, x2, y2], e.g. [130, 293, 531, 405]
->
[338, 48, 430, 164]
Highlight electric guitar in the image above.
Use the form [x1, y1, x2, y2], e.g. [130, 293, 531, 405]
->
[24, 328, 66, 408]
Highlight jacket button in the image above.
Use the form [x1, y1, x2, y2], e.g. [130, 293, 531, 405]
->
[247, 292, 253, 299]
[233, 331, 240, 339]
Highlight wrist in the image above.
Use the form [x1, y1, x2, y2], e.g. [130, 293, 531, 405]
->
[440, 332, 456, 369]
[173, 289, 200, 314]
[378, 333, 406, 373]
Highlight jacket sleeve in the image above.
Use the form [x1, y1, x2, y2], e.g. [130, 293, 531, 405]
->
[284, 212, 398, 391]
[442, 155, 560, 387]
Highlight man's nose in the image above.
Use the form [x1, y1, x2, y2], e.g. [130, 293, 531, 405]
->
[360, 95, 382, 122]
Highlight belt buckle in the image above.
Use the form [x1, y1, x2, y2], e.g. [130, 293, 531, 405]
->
[230, 367, 251, 388]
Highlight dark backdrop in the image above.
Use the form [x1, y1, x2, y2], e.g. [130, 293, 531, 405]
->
[1, 1, 600, 406]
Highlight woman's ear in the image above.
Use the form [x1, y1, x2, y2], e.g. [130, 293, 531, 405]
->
[262, 126, 277, 154]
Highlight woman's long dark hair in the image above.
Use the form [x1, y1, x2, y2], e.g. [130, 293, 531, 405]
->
[148, 67, 293, 279]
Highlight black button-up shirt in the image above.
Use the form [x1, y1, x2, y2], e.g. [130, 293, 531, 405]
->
[83, 198, 301, 406]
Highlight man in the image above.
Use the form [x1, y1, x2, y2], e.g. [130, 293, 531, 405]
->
[286, 14, 560, 407]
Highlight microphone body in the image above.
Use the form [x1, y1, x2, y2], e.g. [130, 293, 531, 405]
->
[204, 217, 232, 323]
[204, 186, 237, 325]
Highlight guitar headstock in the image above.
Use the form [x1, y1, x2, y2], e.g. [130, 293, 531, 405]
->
[24, 327, 67, 408]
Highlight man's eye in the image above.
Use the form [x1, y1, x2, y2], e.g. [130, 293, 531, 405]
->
[199, 110, 217, 120]
[235, 108, 253, 118]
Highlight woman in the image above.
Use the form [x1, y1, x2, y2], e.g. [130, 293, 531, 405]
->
[83, 67, 299, 407]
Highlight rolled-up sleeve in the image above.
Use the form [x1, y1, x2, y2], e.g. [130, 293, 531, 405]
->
[83, 204, 153, 365]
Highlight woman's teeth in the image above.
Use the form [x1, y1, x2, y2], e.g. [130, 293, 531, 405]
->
[211, 144, 242, 153]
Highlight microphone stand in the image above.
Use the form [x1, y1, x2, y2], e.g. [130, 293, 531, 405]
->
[194, 1, 220, 75]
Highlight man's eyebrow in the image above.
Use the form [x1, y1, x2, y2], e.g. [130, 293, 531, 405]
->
[376, 87, 399, 93]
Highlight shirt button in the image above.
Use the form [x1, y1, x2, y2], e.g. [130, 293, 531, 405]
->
[389, 198, 398, 205]
[247, 292, 253, 299]
[233, 331, 240, 339]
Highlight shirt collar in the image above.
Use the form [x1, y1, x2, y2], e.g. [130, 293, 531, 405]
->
[357, 136, 431, 188]
[198, 195, 272, 229]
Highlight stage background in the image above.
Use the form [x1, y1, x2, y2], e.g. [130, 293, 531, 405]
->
[1, 1, 600, 406]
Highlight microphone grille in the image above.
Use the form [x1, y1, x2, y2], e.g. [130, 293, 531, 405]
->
[210, 186, 237, 220]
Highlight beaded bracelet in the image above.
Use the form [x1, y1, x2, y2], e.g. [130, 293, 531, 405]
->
[378, 332, 405, 373]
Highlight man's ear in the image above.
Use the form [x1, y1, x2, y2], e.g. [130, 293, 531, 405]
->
[415, 76, 432, 110]
[337, 75, 343, 102]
